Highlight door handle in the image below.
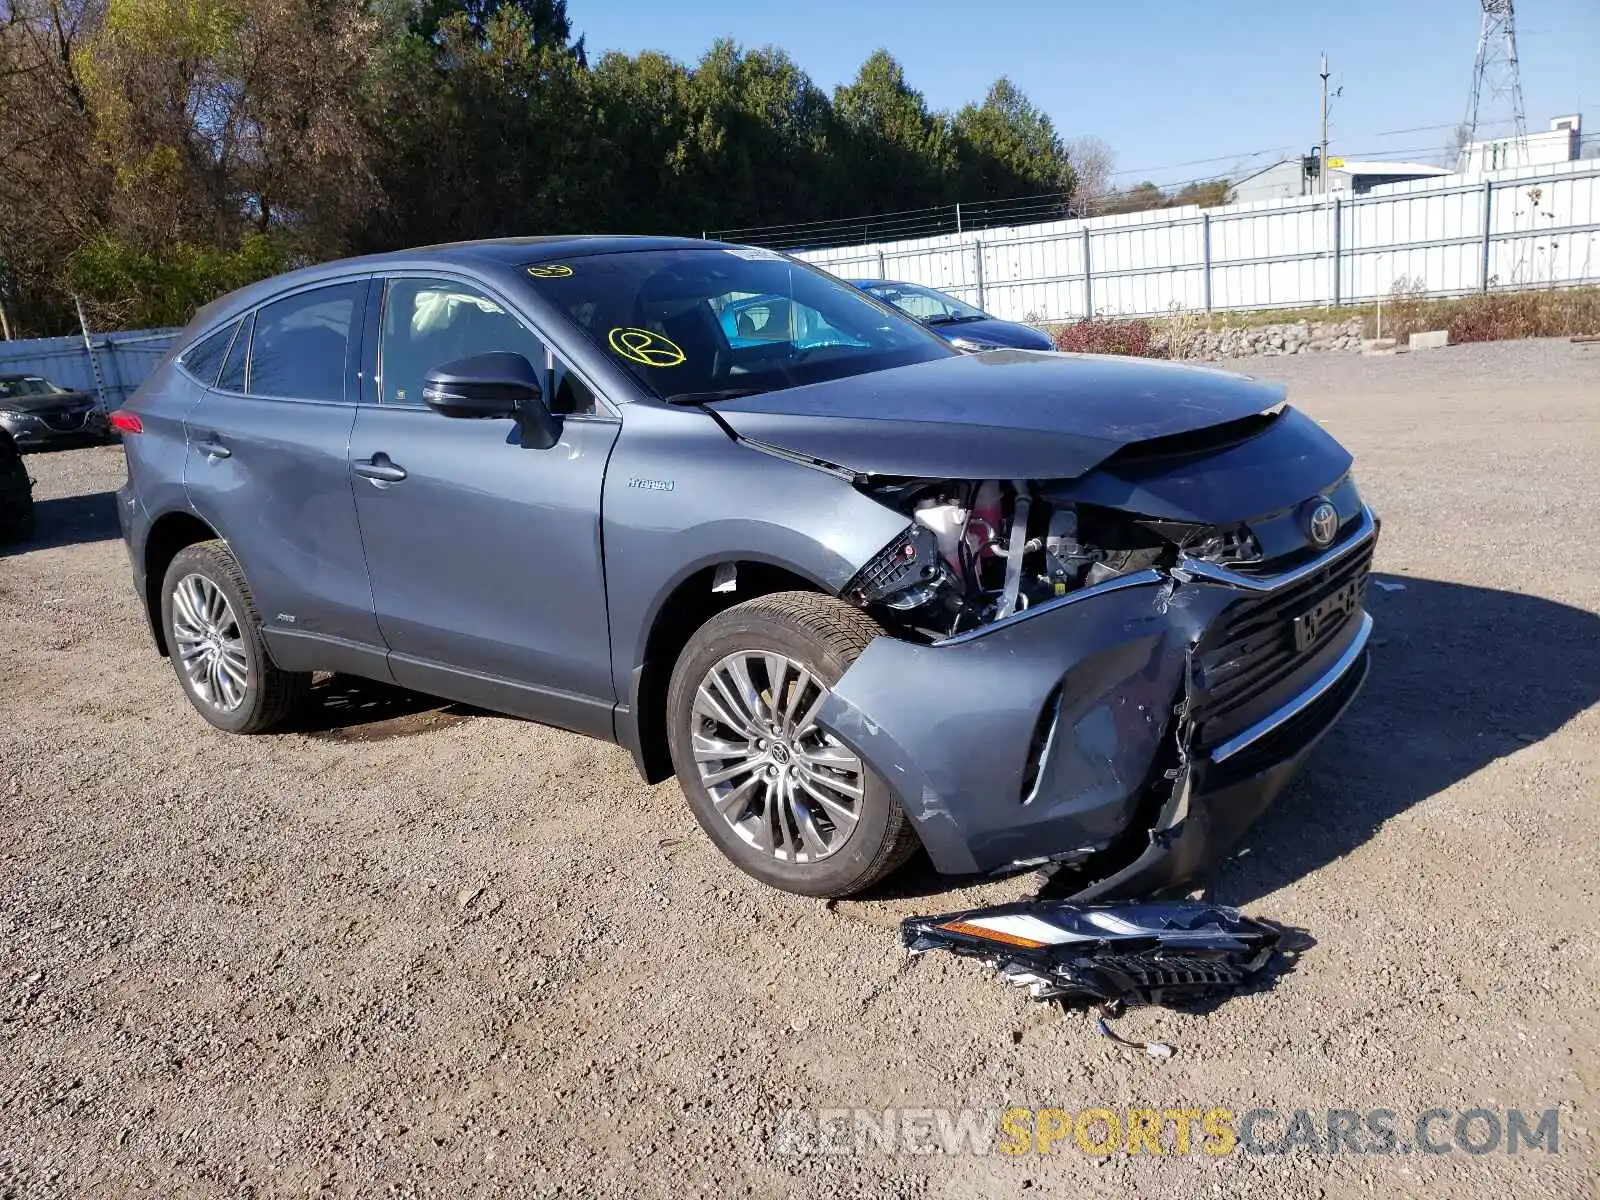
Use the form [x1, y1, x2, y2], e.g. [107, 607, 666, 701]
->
[353, 454, 407, 484]
[197, 436, 231, 460]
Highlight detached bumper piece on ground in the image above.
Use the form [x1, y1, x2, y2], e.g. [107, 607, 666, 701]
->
[902, 900, 1280, 1007]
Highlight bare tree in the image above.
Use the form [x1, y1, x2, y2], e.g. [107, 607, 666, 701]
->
[1066, 135, 1114, 212]
[0, 0, 380, 330]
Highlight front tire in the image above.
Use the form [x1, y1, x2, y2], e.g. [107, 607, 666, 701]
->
[666, 591, 919, 898]
[160, 541, 309, 733]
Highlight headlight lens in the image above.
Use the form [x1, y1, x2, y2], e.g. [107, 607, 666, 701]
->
[948, 336, 1000, 353]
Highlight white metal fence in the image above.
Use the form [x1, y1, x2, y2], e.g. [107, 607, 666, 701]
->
[795, 161, 1600, 323]
[0, 328, 179, 413]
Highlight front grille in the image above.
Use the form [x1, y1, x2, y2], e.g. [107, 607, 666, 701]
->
[1204, 645, 1369, 786]
[1192, 539, 1374, 737]
[40, 408, 89, 432]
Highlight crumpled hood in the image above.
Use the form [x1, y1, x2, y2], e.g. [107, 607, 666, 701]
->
[711, 350, 1287, 479]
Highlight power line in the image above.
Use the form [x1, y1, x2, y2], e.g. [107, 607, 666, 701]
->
[719, 131, 1600, 251]
[1107, 146, 1286, 180]
[1370, 115, 1520, 138]
[708, 189, 1076, 242]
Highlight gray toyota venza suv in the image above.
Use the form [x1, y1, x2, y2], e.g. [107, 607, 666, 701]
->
[116, 236, 1377, 899]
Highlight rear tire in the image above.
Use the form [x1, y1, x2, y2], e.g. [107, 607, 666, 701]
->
[666, 591, 919, 898]
[0, 430, 33, 546]
[160, 541, 310, 733]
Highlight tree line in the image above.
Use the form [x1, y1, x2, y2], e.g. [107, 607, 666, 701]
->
[0, 0, 1214, 337]
[0, 0, 1078, 334]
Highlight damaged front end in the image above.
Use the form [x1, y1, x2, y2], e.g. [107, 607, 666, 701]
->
[701, 353, 1377, 898]
[813, 408, 1379, 899]
[902, 900, 1281, 1006]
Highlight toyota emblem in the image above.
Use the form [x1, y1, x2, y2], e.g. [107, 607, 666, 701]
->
[1306, 499, 1339, 548]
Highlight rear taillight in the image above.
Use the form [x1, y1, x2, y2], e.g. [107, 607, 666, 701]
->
[109, 410, 142, 434]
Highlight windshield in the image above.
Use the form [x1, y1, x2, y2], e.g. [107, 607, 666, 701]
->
[862, 282, 988, 324]
[522, 247, 954, 402]
[0, 376, 66, 398]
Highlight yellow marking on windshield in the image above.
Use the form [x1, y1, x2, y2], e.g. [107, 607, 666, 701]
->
[607, 327, 686, 367]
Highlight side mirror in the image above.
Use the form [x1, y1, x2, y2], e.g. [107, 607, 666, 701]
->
[422, 352, 560, 449]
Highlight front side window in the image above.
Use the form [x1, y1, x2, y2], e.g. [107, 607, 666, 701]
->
[249, 282, 363, 402]
[378, 277, 560, 409]
[178, 320, 240, 387]
[522, 247, 953, 404]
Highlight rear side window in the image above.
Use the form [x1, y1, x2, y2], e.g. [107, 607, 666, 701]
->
[249, 282, 364, 402]
[218, 312, 252, 392]
[178, 321, 239, 386]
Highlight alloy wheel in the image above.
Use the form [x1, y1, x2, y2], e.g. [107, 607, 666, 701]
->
[691, 651, 864, 863]
[170, 573, 249, 712]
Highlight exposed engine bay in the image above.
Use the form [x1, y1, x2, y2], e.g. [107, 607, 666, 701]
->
[846, 478, 1266, 639]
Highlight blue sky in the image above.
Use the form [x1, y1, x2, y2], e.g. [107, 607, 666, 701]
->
[574, 0, 1597, 189]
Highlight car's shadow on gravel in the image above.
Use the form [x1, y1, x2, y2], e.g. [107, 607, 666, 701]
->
[0, 489, 120, 556]
[294, 674, 486, 742]
[1206, 575, 1600, 907]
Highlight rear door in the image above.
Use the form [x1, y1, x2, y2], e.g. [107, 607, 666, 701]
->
[348, 272, 620, 736]
[183, 277, 386, 674]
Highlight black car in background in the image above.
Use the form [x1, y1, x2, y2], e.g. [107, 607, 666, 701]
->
[0, 373, 109, 449]
[851, 279, 1054, 351]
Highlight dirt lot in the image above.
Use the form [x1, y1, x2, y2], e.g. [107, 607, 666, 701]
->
[2, 338, 1597, 1198]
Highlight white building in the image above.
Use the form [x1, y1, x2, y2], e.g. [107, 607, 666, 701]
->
[1230, 157, 1450, 204]
[1457, 115, 1582, 176]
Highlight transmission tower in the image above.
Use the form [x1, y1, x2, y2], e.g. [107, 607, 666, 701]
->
[1462, 0, 1529, 168]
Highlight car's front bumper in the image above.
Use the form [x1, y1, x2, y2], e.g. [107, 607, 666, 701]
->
[0, 410, 110, 449]
[815, 513, 1377, 898]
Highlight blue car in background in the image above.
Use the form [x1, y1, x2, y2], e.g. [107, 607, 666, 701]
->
[851, 279, 1054, 351]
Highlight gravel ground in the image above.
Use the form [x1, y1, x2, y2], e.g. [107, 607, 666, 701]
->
[2, 338, 1597, 1198]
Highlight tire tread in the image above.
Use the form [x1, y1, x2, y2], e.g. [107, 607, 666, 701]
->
[0, 430, 34, 546]
[166, 540, 309, 733]
[671, 590, 920, 896]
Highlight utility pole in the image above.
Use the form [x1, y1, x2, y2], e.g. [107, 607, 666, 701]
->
[1319, 52, 1330, 195]
[1464, 0, 1528, 169]
[73, 294, 109, 414]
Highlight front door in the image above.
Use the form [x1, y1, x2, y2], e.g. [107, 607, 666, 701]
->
[349, 274, 621, 737]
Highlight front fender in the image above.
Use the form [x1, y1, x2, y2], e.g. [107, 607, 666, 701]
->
[601, 404, 908, 702]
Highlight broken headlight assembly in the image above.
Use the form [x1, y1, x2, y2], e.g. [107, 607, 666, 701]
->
[845, 481, 1176, 637]
[902, 900, 1281, 1007]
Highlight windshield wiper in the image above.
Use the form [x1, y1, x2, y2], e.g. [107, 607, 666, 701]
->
[664, 388, 767, 405]
[924, 314, 985, 326]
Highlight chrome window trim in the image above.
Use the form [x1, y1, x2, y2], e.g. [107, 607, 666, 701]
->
[1208, 611, 1373, 764]
[1176, 506, 1377, 593]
